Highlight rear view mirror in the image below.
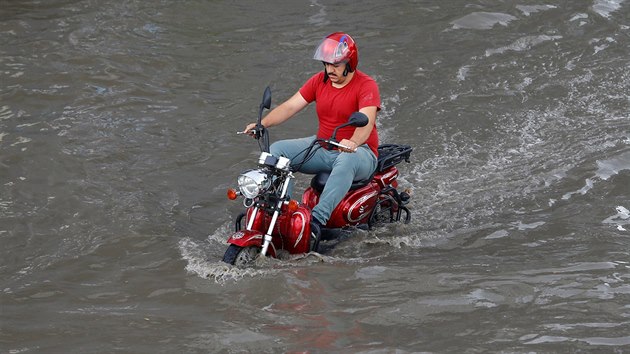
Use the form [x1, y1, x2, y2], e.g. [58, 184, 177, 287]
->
[262, 86, 272, 110]
[348, 112, 369, 127]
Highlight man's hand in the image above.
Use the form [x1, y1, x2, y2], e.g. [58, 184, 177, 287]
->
[241, 123, 258, 137]
[338, 139, 358, 153]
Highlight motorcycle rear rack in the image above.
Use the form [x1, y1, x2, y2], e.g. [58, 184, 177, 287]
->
[376, 144, 413, 172]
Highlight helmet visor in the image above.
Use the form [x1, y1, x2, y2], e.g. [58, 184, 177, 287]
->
[313, 38, 350, 64]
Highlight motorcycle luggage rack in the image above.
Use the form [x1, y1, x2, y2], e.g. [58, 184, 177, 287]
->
[376, 144, 413, 172]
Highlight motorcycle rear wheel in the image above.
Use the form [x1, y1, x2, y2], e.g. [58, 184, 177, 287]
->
[222, 245, 260, 266]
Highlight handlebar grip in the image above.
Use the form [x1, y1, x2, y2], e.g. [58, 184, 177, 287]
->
[327, 140, 357, 152]
[236, 130, 256, 135]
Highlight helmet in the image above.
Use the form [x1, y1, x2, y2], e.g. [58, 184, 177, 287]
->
[313, 32, 358, 72]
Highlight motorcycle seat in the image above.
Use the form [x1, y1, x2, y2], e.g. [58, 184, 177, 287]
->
[309, 144, 412, 194]
[310, 172, 372, 194]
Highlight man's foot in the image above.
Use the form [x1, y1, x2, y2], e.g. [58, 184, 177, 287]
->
[310, 218, 324, 252]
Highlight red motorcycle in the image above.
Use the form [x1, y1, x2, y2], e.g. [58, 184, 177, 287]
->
[222, 87, 412, 266]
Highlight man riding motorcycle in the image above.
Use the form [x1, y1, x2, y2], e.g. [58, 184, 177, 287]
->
[242, 32, 381, 235]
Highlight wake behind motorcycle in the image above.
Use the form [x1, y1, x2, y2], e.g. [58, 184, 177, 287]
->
[222, 87, 412, 266]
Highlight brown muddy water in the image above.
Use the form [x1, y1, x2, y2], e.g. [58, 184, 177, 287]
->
[1, 0, 630, 352]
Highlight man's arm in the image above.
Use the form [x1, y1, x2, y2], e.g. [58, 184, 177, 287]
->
[242, 91, 309, 133]
[339, 106, 377, 152]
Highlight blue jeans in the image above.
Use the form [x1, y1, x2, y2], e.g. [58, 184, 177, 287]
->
[270, 135, 377, 225]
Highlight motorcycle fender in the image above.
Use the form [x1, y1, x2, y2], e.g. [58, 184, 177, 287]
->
[226, 230, 277, 258]
[375, 167, 399, 188]
[226, 230, 264, 248]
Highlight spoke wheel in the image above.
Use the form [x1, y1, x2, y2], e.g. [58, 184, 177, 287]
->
[222, 245, 261, 266]
[368, 196, 396, 228]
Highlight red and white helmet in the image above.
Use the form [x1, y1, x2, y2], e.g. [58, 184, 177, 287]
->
[313, 32, 358, 72]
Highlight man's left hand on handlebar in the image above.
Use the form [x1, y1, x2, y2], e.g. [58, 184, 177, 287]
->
[240, 122, 258, 137]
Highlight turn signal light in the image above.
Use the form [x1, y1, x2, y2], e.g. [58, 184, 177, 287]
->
[287, 199, 299, 212]
[227, 188, 238, 200]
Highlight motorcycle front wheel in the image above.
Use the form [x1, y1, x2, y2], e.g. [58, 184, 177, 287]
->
[222, 245, 260, 266]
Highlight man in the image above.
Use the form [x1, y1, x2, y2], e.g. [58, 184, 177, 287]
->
[242, 32, 380, 232]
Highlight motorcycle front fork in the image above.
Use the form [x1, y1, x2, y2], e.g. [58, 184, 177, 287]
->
[235, 212, 246, 232]
[234, 174, 293, 257]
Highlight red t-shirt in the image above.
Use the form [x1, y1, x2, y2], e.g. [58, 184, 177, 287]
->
[299, 70, 381, 156]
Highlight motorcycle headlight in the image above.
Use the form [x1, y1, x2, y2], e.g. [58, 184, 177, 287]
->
[237, 169, 271, 199]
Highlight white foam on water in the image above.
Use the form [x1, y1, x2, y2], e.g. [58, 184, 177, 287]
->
[485, 229, 509, 239]
[560, 151, 630, 201]
[178, 237, 279, 283]
[602, 205, 630, 231]
[0, 105, 14, 120]
[204, 222, 233, 245]
[591, 37, 616, 54]
[468, 288, 502, 308]
[570, 13, 589, 22]
[523, 334, 630, 346]
[596, 151, 630, 180]
[450, 12, 517, 30]
[512, 221, 546, 231]
[516, 5, 558, 16]
[10, 136, 32, 147]
[591, 0, 626, 18]
[562, 178, 595, 200]
[456, 65, 470, 81]
[485, 35, 563, 57]
[363, 234, 427, 249]
[377, 87, 407, 143]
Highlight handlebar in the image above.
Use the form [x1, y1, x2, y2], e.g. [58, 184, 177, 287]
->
[236, 132, 356, 152]
[235, 133, 358, 174]
[322, 139, 356, 152]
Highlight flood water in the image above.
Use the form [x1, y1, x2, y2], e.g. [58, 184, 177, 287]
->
[1, 0, 630, 352]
